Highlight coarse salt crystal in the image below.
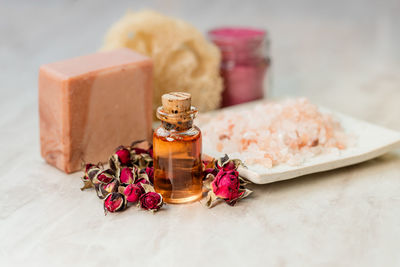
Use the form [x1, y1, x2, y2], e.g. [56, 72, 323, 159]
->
[201, 98, 349, 168]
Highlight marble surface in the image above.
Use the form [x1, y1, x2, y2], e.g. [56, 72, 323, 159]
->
[1, 0, 400, 266]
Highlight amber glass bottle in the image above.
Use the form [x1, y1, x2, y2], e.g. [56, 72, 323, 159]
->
[153, 92, 203, 204]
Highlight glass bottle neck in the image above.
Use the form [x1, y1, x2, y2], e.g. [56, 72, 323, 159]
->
[161, 120, 193, 131]
[156, 106, 198, 132]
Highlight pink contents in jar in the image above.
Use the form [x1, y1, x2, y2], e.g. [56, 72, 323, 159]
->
[208, 27, 270, 107]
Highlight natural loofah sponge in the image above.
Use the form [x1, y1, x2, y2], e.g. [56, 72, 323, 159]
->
[101, 10, 223, 114]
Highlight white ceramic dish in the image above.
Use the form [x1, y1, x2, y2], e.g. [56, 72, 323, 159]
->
[198, 101, 400, 184]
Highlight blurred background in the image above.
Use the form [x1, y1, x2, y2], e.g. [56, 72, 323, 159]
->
[1, 0, 399, 138]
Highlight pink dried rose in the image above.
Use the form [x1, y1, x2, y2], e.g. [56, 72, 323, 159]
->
[130, 140, 153, 168]
[108, 145, 132, 172]
[83, 163, 95, 176]
[205, 155, 252, 208]
[82, 141, 164, 215]
[83, 141, 255, 214]
[139, 192, 163, 211]
[220, 161, 236, 171]
[119, 167, 136, 185]
[134, 153, 153, 169]
[98, 179, 119, 199]
[202, 160, 218, 178]
[123, 184, 142, 203]
[104, 192, 127, 214]
[216, 154, 238, 171]
[135, 177, 150, 193]
[80, 163, 101, 190]
[211, 169, 242, 201]
[115, 147, 131, 165]
[93, 169, 115, 186]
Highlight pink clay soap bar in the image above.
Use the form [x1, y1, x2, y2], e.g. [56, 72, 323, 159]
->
[39, 48, 153, 173]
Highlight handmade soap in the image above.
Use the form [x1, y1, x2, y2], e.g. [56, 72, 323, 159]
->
[39, 48, 153, 173]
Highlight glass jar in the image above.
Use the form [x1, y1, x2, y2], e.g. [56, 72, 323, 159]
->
[208, 27, 271, 107]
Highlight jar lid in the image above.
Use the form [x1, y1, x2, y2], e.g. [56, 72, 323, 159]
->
[208, 27, 266, 44]
[208, 27, 268, 61]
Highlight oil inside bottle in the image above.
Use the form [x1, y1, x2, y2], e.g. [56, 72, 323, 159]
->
[154, 130, 202, 203]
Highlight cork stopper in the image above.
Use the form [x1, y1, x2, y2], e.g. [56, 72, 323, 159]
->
[162, 92, 191, 114]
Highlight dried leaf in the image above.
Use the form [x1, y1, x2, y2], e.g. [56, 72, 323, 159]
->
[232, 159, 244, 169]
[108, 154, 120, 173]
[203, 173, 215, 190]
[205, 191, 218, 208]
[238, 175, 251, 186]
[239, 188, 253, 199]
[217, 154, 230, 168]
[87, 168, 101, 181]
[118, 186, 126, 194]
[141, 183, 155, 193]
[80, 181, 93, 191]
[138, 154, 153, 168]
[94, 185, 105, 199]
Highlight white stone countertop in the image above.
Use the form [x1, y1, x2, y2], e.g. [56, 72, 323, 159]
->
[1, 1, 400, 266]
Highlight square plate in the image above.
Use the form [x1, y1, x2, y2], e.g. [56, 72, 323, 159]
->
[198, 101, 400, 184]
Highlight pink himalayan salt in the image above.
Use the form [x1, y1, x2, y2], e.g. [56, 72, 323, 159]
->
[201, 98, 349, 168]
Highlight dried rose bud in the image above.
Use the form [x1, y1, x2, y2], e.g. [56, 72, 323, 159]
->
[93, 169, 115, 186]
[123, 184, 142, 203]
[81, 163, 102, 190]
[135, 169, 151, 193]
[87, 165, 102, 180]
[131, 153, 153, 169]
[115, 146, 131, 165]
[130, 140, 153, 168]
[144, 167, 154, 184]
[109, 146, 133, 172]
[211, 169, 242, 202]
[118, 166, 137, 185]
[135, 178, 150, 193]
[84, 163, 95, 175]
[97, 179, 119, 199]
[85, 163, 101, 177]
[97, 170, 115, 184]
[139, 192, 163, 211]
[216, 160, 236, 171]
[104, 192, 127, 214]
[216, 154, 242, 171]
[80, 163, 94, 190]
[205, 156, 252, 208]
[201, 159, 218, 180]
